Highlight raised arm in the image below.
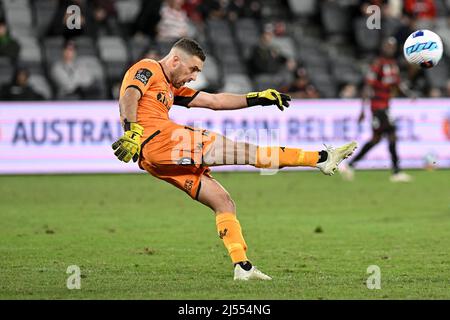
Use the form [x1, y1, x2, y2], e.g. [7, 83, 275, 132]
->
[187, 89, 291, 111]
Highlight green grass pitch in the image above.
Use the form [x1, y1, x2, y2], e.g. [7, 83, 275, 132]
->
[0, 170, 449, 299]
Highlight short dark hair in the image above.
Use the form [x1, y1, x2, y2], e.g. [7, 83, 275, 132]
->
[63, 39, 76, 50]
[173, 38, 206, 61]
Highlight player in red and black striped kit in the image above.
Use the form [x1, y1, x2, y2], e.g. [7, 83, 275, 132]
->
[341, 37, 414, 182]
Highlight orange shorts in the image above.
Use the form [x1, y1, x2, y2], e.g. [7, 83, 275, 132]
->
[138, 122, 216, 199]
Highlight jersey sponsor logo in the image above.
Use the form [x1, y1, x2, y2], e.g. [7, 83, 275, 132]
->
[134, 68, 152, 85]
[184, 179, 194, 192]
[157, 92, 170, 108]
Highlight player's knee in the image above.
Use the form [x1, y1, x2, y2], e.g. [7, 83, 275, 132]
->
[216, 192, 236, 213]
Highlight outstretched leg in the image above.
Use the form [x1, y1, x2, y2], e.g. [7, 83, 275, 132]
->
[198, 133, 356, 280]
[197, 175, 271, 280]
[203, 134, 356, 175]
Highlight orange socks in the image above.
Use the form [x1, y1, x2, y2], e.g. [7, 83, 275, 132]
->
[255, 146, 319, 169]
[216, 212, 248, 264]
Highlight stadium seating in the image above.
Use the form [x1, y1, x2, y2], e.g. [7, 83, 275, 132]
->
[330, 56, 363, 87]
[271, 36, 296, 59]
[4, 1, 33, 37]
[17, 36, 42, 66]
[425, 58, 449, 90]
[115, 0, 141, 24]
[354, 17, 382, 54]
[28, 73, 52, 99]
[233, 18, 260, 60]
[288, 0, 317, 17]
[436, 24, 450, 55]
[129, 36, 151, 62]
[0, 57, 13, 86]
[201, 55, 222, 90]
[309, 72, 338, 98]
[435, 0, 449, 15]
[320, 1, 352, 40]
[222, 74, 253, 94]
[33, 0, 58, 37]
[74, 36, 98, 57]
[0, 0, 449, 100]
[43, 37, 65, 69]
[381, 17, 403, 38]
[98, 36, 129, 83]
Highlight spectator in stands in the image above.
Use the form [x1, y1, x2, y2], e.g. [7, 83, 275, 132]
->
[227, 0, 262, 21]
[197, 0, 227, 20]
[156, 0, 194, 43]
[272, 21, 288, 37]
[134, 0, 163, 38]
[50, 40, 99, 100]
[394, 15, 417, 58]
[286, 67, 320, 99]
[359, 0, 389, 17]
[183, 0, 204, 23]
[248, 27, 292, 76]
[0, 19, 20, 64]
[446, 80, 450, 97]
[339, 83, 359, 98]
[428, 87, 442, 97]
[0, 67, 44, 101]
[144, 48, 162, 60]
[384, 0, 403, 18]
[89, 0, 120, 36]
[47, 0, 94, 39]
[403, 0, 436, 20]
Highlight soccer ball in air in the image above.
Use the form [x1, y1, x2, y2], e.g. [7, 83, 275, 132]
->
[403, 30, 444, 68]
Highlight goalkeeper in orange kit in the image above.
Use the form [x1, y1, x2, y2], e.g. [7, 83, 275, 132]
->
[112, 38, 357, 280]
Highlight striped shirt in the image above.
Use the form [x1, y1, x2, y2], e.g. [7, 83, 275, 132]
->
[157, 4, 189, 42]
[366, 57, 400, 111]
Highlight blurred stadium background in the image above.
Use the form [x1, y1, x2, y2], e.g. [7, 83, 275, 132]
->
[1, 0, 450, 300]
[0, 0, 449, 100]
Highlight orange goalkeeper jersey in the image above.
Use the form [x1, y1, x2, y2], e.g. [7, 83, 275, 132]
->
[119, 58, 199, 141]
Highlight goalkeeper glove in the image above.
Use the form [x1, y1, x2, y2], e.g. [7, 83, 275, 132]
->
[111, 121, 144, 163]
[246, 89, 291, 111]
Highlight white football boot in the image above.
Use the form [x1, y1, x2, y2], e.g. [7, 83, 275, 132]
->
[233, 264, 272, 281]
[390, 172, 413, 183]
[316, 141, 358, 176]
[339, 162, 355, 181]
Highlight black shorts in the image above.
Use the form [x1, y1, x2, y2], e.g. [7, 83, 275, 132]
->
[371, 109, 395, 134]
